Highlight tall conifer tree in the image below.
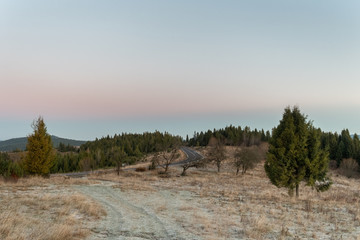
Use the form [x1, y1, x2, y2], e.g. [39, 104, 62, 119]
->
[304, 127, 331, 191]
[25, 117, 54, 176]
[265, 106, 331, 197]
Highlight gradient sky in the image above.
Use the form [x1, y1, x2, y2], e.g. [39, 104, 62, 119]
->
[1, 0, 360, 140]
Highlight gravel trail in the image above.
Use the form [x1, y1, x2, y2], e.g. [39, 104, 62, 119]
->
[74, 182, 200, 240]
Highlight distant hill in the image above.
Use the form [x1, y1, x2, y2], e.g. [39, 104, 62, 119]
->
[0, 136, 87, 152]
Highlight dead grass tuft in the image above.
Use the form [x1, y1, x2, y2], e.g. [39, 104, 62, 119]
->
[0, 182, 105, 240]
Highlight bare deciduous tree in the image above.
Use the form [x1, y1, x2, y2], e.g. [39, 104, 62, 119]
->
[234, 146, 262, 175]
[207, 137, 226, 172]
[150, 148, 179, 173]
[181, 158, 207, 176]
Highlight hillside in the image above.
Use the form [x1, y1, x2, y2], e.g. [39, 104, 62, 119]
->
[0, 136, 87, 152]
[2, 150, 360, 239]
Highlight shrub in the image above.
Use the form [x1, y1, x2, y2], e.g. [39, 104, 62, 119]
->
[329, 160, 338, 170]
[0, 153, 11, 177]
[0, 153, 24, 181]
[135, 167, 146, 172]
[339, 158, 359, 178]
[234, 146, 263, 175]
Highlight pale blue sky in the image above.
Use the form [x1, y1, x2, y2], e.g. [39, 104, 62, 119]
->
[1, 1, 360, 140]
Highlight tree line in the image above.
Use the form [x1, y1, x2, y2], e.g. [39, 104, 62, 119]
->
[51, 131, 183, 174]
[320, 129, 360, 167]
[2, 109, 360, 198]
[0, 118, 183, 177]
[187, 125, 271, 147]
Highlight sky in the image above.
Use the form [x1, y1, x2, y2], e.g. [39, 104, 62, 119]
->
[1, 0, 360, 140]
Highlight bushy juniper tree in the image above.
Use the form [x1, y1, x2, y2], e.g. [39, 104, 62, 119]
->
[265, 106, 331, 197]
[25, 117, 55, 176]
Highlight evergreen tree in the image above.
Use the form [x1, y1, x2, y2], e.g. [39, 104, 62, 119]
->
[304, 127, 332, 191]
[340, 129, 353, 159]
[0, 152, 11, 177]
[265, 106, 331, 197]
[353, 134, 360, 163]
[327, 132, 339, 161]
[25, 117, 55, 176]
[335, 141, 345, 166]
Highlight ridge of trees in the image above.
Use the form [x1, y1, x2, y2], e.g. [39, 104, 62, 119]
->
[2, 115, 360, 179]
[57, 142, 79, 152]
[320, 129, 360, 168]
[51, 131, 182, 173]
[187, 125, 271, 147]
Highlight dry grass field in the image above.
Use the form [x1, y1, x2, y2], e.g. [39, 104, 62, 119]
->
[0, 177, 106, 240]
[1, 147, 360, 239]
[86, 162, 360, 239]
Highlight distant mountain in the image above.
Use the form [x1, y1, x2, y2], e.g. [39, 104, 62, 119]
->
[0, 136, 87, 152]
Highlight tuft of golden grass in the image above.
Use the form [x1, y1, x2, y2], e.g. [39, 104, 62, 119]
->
[0, 179, 106, 240]
[0, 175, 94, 189]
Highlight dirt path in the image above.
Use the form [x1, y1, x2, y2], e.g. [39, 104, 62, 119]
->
[74, 181, 201, 240]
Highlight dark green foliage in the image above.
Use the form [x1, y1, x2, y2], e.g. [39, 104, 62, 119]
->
[305, 127, 332, 192]
[0, 153, 24, 179]
[0, 152, 11, 177]
[49, 131, 183, 174]
[265, 106, 331, 197]
[81, 131, 182, 156]
[340, 129, 353, 159]
[51, 152, 81, 173]
[353, 134, 360, 163]
[320, 130, 360, 169]
[188, 125, 270, 147]
[57, 142, 79, 152]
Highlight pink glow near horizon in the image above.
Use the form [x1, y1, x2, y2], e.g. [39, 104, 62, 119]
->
[1, 0, 360, 140]
[2, 72, 358, 119]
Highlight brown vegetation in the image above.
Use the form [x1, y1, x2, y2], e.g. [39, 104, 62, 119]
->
[338, 158, 360, 178]
[150, 148, 181, 173]
[207, 137, 226, 172]
[2, 145, 360, 239]
[0, 176, 105, 240]
[88, 146, 360, 239]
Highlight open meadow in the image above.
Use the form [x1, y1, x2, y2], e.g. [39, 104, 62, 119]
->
[1, 148, 360, 240]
